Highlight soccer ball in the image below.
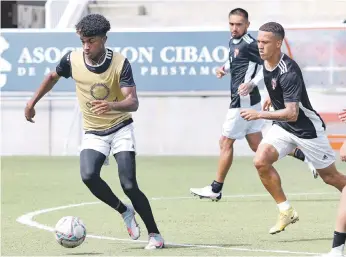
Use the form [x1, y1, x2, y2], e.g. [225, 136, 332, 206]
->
[54, 216, 86, 248]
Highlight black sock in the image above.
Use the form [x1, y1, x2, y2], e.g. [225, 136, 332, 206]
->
[84, 178, 127, 214]
[332, 231, 346, 249]
[115, 151, 160, 234]
[117, 202, 127, 213]
[211, 180, 223, 193]
[292, 148, 305, 162]
[126, 188, 160, 234]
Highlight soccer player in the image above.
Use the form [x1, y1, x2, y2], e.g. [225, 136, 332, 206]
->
[324, 185, 346, 257]
[240, 22, 346, 235]
[322, 111, 346, 257]
[24, 14, 164, 250]
[339, 109, 346, 162]
[190, 8, 317, 201]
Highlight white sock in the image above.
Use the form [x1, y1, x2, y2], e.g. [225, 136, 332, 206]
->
[277, 200, 291, 211]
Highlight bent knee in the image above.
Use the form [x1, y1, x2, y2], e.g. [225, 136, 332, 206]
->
[81, 171, 99, 184]
[253, 157, 269, 171]
[122, 182, 139, 196]
[219, 136, 235, 151]
[253, 144, 278, 169]
[122, 182, 134, 192]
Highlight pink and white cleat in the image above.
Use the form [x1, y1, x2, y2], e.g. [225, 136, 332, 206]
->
[145, 233, 164, 250]
[121, 204, 140, 240]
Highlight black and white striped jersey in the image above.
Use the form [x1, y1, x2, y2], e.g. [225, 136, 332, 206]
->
[263, 54, 326, 139]
[223, 33, 263, 108]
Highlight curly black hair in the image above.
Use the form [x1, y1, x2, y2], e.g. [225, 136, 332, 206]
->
[75, 14, 111, 37]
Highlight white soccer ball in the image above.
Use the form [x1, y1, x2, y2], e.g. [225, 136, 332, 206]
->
[54, 216, 86, 248]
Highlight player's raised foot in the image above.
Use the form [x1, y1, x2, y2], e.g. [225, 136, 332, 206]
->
[122, 204, 140, 240]
[305, 159, 318, 179]
[145, 233, 165, 250]
[269, 207, 299, 235]
[190, 185, 222, 202]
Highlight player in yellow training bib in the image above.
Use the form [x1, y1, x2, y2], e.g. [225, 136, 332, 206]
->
[24, 14, 164, 250]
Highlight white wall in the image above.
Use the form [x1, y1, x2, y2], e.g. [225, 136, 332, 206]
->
[88, 0, 346, 28]
[1, 92, 345, 156]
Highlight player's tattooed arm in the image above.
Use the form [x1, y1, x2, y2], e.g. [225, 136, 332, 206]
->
[248, 72, 302, 122]
[240, 102, 299, 122]
[339, 109, 346, 123]
[259, 102, 299, 122]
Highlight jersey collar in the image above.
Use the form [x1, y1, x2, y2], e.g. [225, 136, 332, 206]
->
[231, 33, 248, 44]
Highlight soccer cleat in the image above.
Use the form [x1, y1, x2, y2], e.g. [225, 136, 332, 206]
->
[269, 207, 299, 234]
[121, 204, 140, 240]
[190, 185, 222, 202]
[145, 233, 164, 250]
[319, 248, 345, 257]
[305, 159, 318, 179]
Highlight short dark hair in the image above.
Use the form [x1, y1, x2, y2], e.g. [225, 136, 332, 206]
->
[75, 14, 111, 37]
[229, 8, 248, 20]
[259, 22, 285, 40]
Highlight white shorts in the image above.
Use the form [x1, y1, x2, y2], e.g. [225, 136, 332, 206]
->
[81, 123, 136, 157]
[222, 102, 265, 139]
[260, 124, 335, 169]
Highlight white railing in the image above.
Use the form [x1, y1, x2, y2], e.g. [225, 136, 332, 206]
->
[56, 0, 90, 29]
[45, 0, 70, 28]
[45, 0, 89, 29]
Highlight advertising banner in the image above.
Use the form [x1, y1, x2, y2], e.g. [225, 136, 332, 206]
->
[1, 29, 345, 92]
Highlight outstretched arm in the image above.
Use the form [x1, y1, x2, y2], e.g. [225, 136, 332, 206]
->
[25, 71, 61, 122]
[25, 51, 71, 123]
[27, 71, 61, 107]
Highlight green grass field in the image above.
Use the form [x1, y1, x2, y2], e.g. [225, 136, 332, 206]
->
[2, 156, 346, 256]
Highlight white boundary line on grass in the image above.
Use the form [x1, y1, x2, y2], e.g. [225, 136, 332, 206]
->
[16, 192, 338, 256]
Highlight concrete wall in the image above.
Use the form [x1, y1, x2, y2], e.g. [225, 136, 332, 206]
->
[1, 92, 345, 156]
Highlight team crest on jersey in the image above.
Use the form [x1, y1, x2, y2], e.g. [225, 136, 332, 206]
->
[271, 78, 277, 90]
[234, 48, 239, 58]
[90, 83, 110, 100]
